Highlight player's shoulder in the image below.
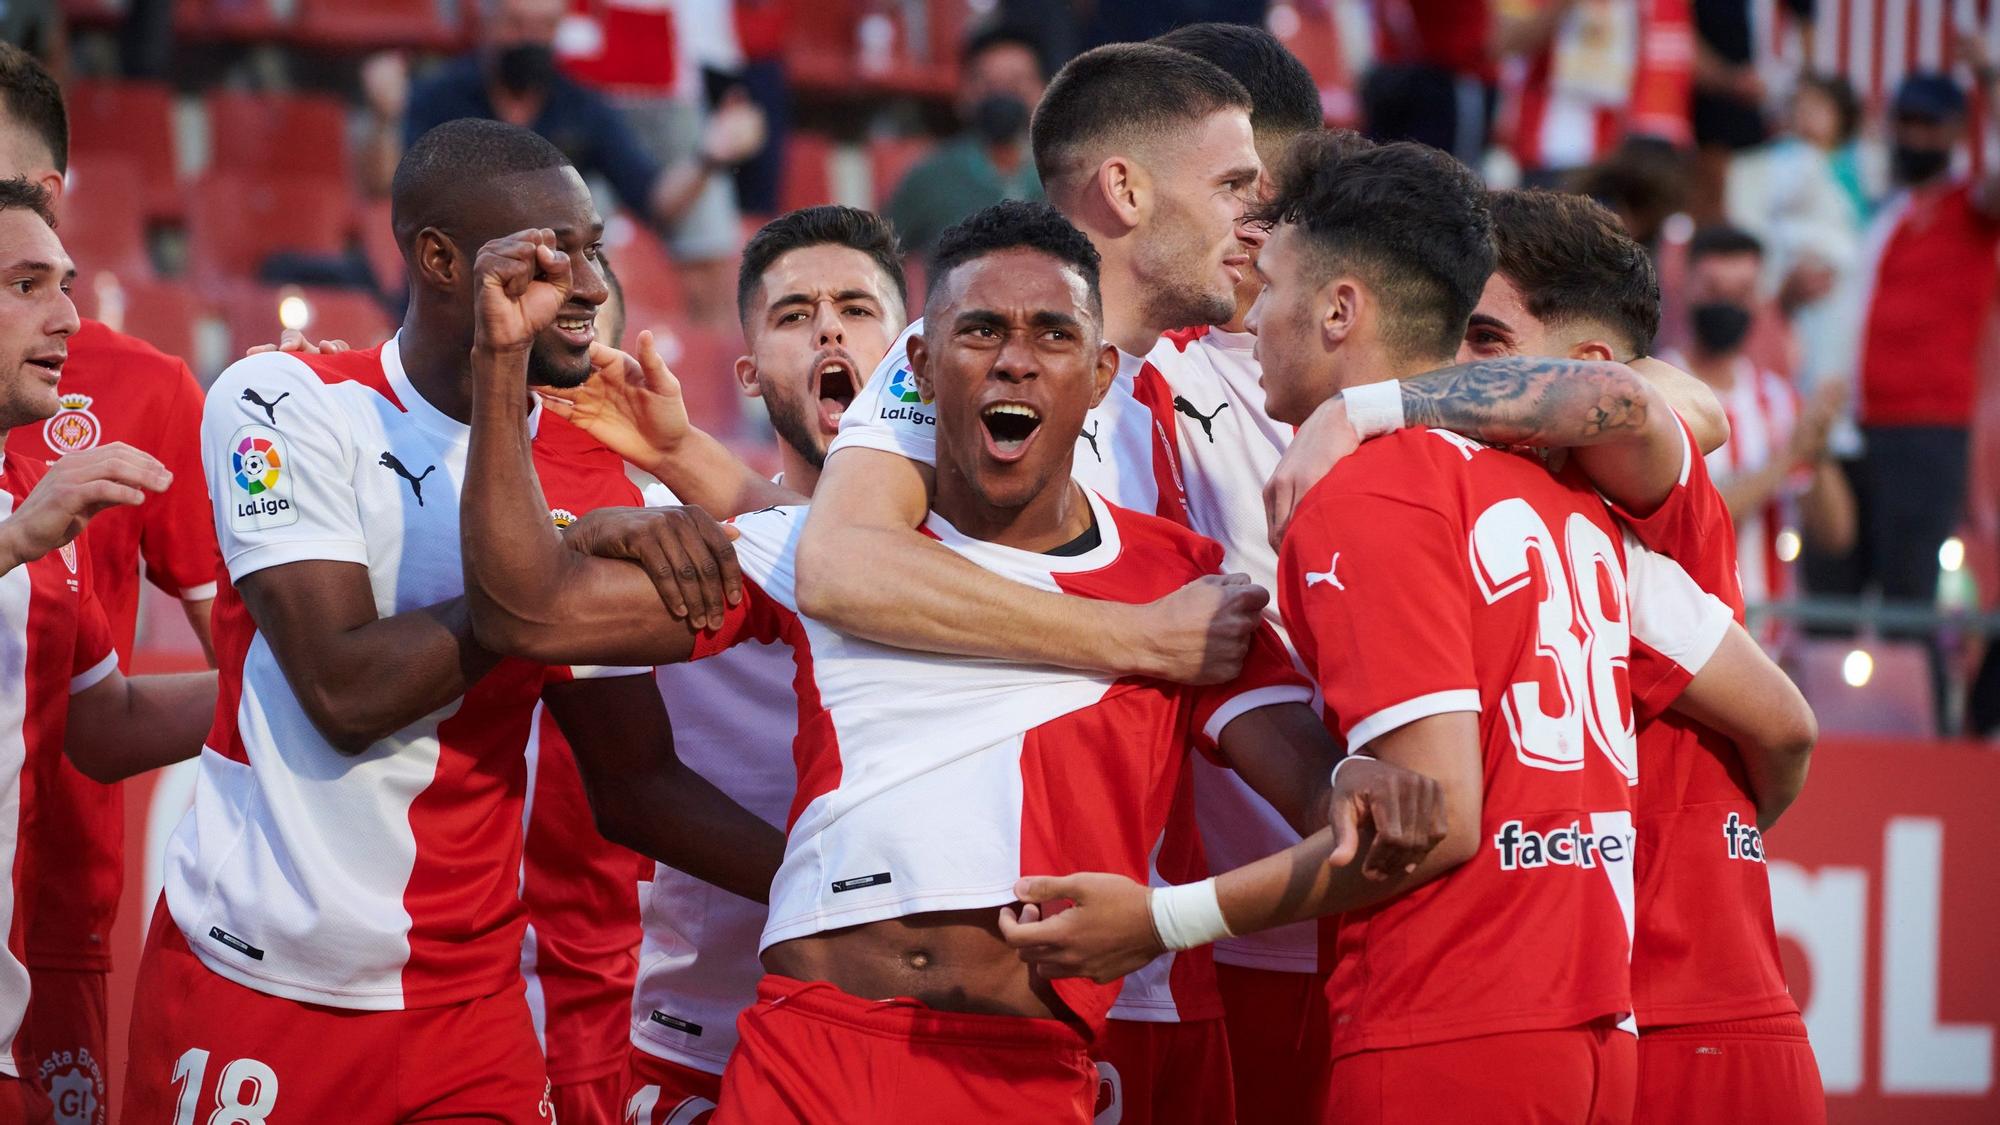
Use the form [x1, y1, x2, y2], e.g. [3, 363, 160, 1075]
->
[211, 343, 393, 404]
[1100, 494, 1225, 578]
[1158, 325, 1212, 354]
[1292, 428, 1484, 532]
[70, 319, 189, 381]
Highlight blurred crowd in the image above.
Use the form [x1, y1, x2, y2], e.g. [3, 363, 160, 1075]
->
[25, 0, 2000, 737]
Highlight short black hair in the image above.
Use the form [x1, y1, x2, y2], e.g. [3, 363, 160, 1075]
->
[1256, 131, 1492, 361]
[961, 25, 1042, 73]
[0, 175, 56, 229]
[1687, 224, 1764, 265]
[1030, 43, 1251, 196]
[736, 205, 907, 326]
[1488, 189, 1659, 358]
[0, 44, 66, 173]
[391, 118, 572, 245]
[928, 199, 1101, 322]
[1151, 23, 1320, 140]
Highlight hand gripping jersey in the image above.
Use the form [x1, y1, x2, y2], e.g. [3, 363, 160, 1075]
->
[9, 319, 220, 976]
[169, 335, 642, 1010]
[1151, 325, 1323, 974]
[1610, 417, 1799, 1028]
[697, 494, 1311, 1034]
[1278, 428, 1734, 1057]
[829, 323, 1223, 1025]
[0, 451, 119, 1075]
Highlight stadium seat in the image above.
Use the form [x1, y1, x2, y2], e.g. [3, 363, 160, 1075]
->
[59, 154, 154, 283]
[66, 80, 182, 220]
[869, 135, 933, 207]
[185, 170, 353, 291]
[354, 197, 407, 297]
[1791, 638, 1937, 737]
[602, 213, 686, 322]
[206, 90, 352, 182]
[175, 0, 289, 42]
[217, 284, 394, 357]
[295, 0, 465, 52]
[780, 132, 836, 215]
[641, 323, 747, 438]
[74, 277, 203, 367]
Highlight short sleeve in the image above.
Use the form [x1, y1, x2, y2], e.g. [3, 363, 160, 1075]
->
[141, 360, 223, 602]
[688, 505, 808, 660]
[1278, 480, 1479, 752]
[1602, 412, 1746, 615]
[826, 322, 937, 467]
[1625, 539, 1735, 719]
[70, 582, 117, 695]
[1191, 619, 1314, 759]
[202, 354, 369, 583]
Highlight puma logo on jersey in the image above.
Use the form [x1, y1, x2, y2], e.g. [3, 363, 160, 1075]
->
[1079, 422, 1103, 462]
[242, 388, 290, 424]
[1722, 812, 1766, 863]
[207, 926, 265, 961]
[831, 871, 892, 893]
[1172, 395, 1229, 441]
[648, 1011, 705, 1036]
[379, 451, 436, 506]
[1305, 554, 1344, 590]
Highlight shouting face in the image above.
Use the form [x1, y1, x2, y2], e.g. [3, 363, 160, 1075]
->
[740, 242, 903, 468]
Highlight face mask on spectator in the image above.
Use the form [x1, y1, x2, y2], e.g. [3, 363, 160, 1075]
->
[494, 43, 558, 97]
[1690, 301, 1753, 355]
[1891, 143, 1952, 185]
[969, 94, 1031, 145]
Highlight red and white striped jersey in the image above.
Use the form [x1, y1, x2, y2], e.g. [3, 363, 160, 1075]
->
[1669, 351, 1802, 607]
[1148, 326, 1323, 974]
[171, 335, 644, 1011]
[1501, 0, 1693, 171]
[700, 495, 1312, 1034]
[628, 481, 798, 1076]
[830, 320, 1192, 527]
[1278, 428, 1733, 1056]
[0, 450, 119, 1076]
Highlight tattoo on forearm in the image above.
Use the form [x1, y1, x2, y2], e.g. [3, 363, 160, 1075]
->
[1397, 357, 1648, 447]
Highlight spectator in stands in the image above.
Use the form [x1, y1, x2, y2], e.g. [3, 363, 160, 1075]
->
[1361, 0, 1497, 166]
[884, 26, 1046, 262]
[1689, 0, 1803, 219]
[368, 0, 760, 325]
[1670, 226, 1855, 624]
[1835, 70, 2000, 609]
[1498, 0, 1694, 185]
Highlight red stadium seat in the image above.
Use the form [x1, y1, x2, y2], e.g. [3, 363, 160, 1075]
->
[217, 284, 394, 357]
[869, 135, 933, 207]
[780, 132, 835, 215]
[641, 322, 747, 438]
[185, 171, 353, 291]
[295, 0, 465, 51]
[74, 277, 203, 368]
[601, 213, 686, 322]
[66, 80, 182, 220]
[206, 90, 352, 182]
[175, 0, 289, 42]
[1791, 638, 1937, 738]
[58, 155, 154, 283]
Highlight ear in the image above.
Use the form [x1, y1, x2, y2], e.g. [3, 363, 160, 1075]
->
[413, 227, 460, 290]
[1570, 339, 1616, 363]
[38, 169, 64, 206]
[1320, 278, 1359, 350]
[1095, 156, 1146, 232]
[733, 353, 761, 398]
[1087, 342, 1118, 408]
[908, 333, 933, 399]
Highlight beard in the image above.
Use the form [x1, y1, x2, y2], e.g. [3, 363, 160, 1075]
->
[763, 384, 828, 470]
[1135, 194, 1238, 331]
[526, 343, 591, 390]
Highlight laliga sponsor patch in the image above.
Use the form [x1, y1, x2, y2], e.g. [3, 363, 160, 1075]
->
[227, 424, 299, 531]
[885, 363, 932, 405]
[42, 392, 101, 454]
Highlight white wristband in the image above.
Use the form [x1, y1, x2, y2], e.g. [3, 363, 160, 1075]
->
[1148, 878, 1234, 952]
[1342, 379, 1405, 439]
[1329, 753, 1374, 791]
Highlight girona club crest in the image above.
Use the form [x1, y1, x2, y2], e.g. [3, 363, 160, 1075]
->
[42, 393, 101, 455]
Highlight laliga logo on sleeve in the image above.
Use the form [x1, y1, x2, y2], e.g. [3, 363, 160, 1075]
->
[42, 393, 101, 455]
[228, 425, 299, 531]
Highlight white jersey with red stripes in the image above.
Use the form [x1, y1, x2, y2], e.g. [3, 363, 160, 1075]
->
[696, 495, 1312, 1033]
[0, 451, 119, 1074]
[171, 336, 640, 1011]
[1668, 352, 1801, 607]
[627, 483, 798, 1076]
[1147, 326, 1324, 973]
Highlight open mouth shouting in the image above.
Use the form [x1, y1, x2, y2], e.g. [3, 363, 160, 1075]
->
[980, 401, 1042, 462]
[813, 354, 858, 433]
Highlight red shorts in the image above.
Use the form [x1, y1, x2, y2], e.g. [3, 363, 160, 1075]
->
[1091, 1016, 1235, 1124]
[121, 902, 553, 1124]
[1635, 1014, 1825, 1125]
[1324, 1020, 1637, 1125]
[553, 1066, 629, 1125]
[624, 1048, 722, 1124]
[1215, 963, 1330, 1125]
[15, 967, 108, 1125]
[712, 974, 1096, 1124]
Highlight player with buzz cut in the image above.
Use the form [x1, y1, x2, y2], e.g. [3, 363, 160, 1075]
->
[458, 198, 1449, 1124]
[997, 135, 1819, 1125]
[1458, 189, 1824, 1124]
[120, 119, 784, 1125]
[0, 175, 221, 1122]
